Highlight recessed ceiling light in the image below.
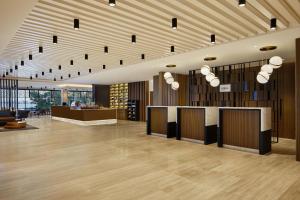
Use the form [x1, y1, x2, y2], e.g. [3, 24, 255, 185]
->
[53, 35, 57, 44]
[211, 34, 215, 44]
[74, 19, 79, 30]
[172, 18, 177, 29]
[166, 64, 176, 68]
[270, 18, 277, 30]
[204, 57, 217, 61]
[239, 0, 246, 7]
[131, 35, 136, 44]
[109, 0, 116, 7]
[259, 45, 277, 51]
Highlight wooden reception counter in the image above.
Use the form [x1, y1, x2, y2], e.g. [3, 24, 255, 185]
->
[218, 107, 272, 155]
[51, 106, 117, 126]
[146, 106, 177, 138]
[176, 106, 218, 144]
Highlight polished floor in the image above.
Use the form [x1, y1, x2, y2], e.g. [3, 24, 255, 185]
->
[0, 118, 299, 200]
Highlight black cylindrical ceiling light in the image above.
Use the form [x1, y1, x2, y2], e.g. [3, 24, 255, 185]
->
[131, 35, 136, 44]
[109, 0, 116, 7]
[70, 60, 74, 65]
[68, 74, 71, 78]
[39, 46, 43, 54]
[78, 71, 80, 76]
[141, 54, 145, 60]
[53, 35, 57, 44]
[21, 60, 24, 66]
[49, 68, 52, 73]
[270, 18, 277, 30]
[120, 60, 123, 65]
[29, 54, 33, 60]
[74, 18, 79, 30]
[104, 46, 108, 54]
[54, 78, 56, 81]
[239, 0, 246, 7]
[171, 45, 175, 52]
[35, 74, 38, 78]
[89, 68, 92, 73]
[61, 76, 63, 80]
[211, 34, 216, 44]
[42, 71, 45, 76]
[10, 68, 13, 73]
[58, 65, 62, 70]
[103, 65, 106, 69]
[2, 74, 5, 78]
[30, 75, 32, 80]
[85, 54, 88, 60]
[15, 65, 18, 70]
[172, 18, 177, 29]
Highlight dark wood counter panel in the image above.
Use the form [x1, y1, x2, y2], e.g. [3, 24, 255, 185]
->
[218, 108, 272, 155]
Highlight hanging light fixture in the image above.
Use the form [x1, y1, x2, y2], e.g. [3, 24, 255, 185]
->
[70, 60, 74, 65]
[89, 68, 92, 73]
[205, 72, 215, 82]
[239, 0, 246, 7]
[166, 77, 174, 84]
[29, 53, 33, 60]
[21, 60, 24, 66]
[211, 34, 216, 44]
[10, 68, 13, 73]
[210, 77, 220, 87]
[257, 71, 270, 84]
[172, 18, 177, 29]
[171, 45, 175, 53]
[30, 76, 32, 80]
[270, 18, 277, 30]
[54, 78, 56, 81]
[68, 74, 71, 78]
[35, 74, 38, 78]
[269, 56, 283, 68]
[61, 76, 63, 80]
[164, 72, 172, 80]
[120, 60, 123, 65]
[261, 64, 273, 74]
[103, 65, 106, 69]
[74, 18, 79, 30]
[53, 35, 57, 44]
[39, 46, 43, 54]
[2, 74, 5, 78]
[49, 68, 52, 73]
[85, 54, 88, 60]
[200, 65, 211, 75]
[171, 81, 179, 90]
[104, 46, 108, 54]
[131, 35, 136, 44]
[109, 0, 116, 7]
[58, 65, 62, 70]
[15, 65, 18, 70]
[141, 54, 145, 60]
[78, 71, 80, 76]
[42, 72, 45, 76]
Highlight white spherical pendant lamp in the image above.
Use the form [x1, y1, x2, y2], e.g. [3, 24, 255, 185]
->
[257, 71, 270, 84]
[200, 65, 210, 76]
[171, 81, 179, 90]
[210, 77, 220, 87]
[166, 77, 174, 84]
[164, 72, 172, 80]
[269, 56, 283, 68]
[261, 64, 273, 74]
[205, 73, 215, 82]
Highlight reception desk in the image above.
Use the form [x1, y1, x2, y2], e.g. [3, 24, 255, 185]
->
[176, 106, 218, 144]
[51, 106, 117, 126]
[218, 107, 272, 155]
[146, 106, 176, 138]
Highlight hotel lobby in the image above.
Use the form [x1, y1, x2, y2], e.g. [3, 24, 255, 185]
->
[0, 0, 300, 199]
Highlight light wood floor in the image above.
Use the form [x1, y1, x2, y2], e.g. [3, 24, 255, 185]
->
[0, 118, 299, 200]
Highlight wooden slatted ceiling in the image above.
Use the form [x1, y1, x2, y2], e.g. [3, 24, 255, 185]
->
[0, 0, 300, 81]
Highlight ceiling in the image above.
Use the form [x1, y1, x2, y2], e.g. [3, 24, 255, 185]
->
[1, 0, 300, 83]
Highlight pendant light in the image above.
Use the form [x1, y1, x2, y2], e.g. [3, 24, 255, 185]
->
[239, 0, 246, 7]
[131, 35, 136, 44]
[89, 68, 92, 73]
[61, 76, 63, 80]
[42, 72, 45, 76]
[211, 34, 215, 44]
[120, 60, 123, 65]
[269, 56, 283, 68]
[141, 54, 145, 60]
[85, 54, 88, 60]
[172, 18, 177, 29]
[171, 45, 175, 53]
[74, 19, 79, 30]
[261, 64, 273, 74]
[78, 71, 80, 76]
[166, 77, 174, 84]
[15, 65, 18, 70]
[171, 81, 179, 90]
[53, 35, 57, 44]
[39, 46, 43, 54]
[68, 74, 71, 78]
[58, 65, 62, 70]
[21, 60, 24, 66]
[70, 60, 74, 65]
[109, 0, 116, 7]
[10, 68, 13, 73]
[210, 77, 220, 87]
[35, 74, 38, 78]
[205, 72, 215, 82]
[30, 76, 32, 80]
[29, 54, 32, 60]
[257, 71, 269, 84]
[164, 72, 172, 80]
[54, 78, 56, 81]
[103, 65, 106, 69]
[270, 18, 277, 30]
[200, 65, 211, 75]
[49, 68, 52, 73]
[104, 46, 108, 54]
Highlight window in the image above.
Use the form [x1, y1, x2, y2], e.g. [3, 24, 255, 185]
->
[67, 90, 93, 105]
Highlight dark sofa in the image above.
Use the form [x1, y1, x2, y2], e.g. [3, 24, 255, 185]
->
[0, 110, 16, 126]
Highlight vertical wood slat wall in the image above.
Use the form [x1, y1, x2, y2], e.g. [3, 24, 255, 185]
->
[0, 78, 18, 110]
[128, 81, 149, 121]
[189, 61, 295, 139]
[296, 38, 300, 161]
[153, 72, 188, 106]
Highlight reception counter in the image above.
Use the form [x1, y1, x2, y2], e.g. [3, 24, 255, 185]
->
[51, 106, 117, 126]
[217, 107, 272, 154]
[176, 106, 218, 144]
[146, 106, 176, 138]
